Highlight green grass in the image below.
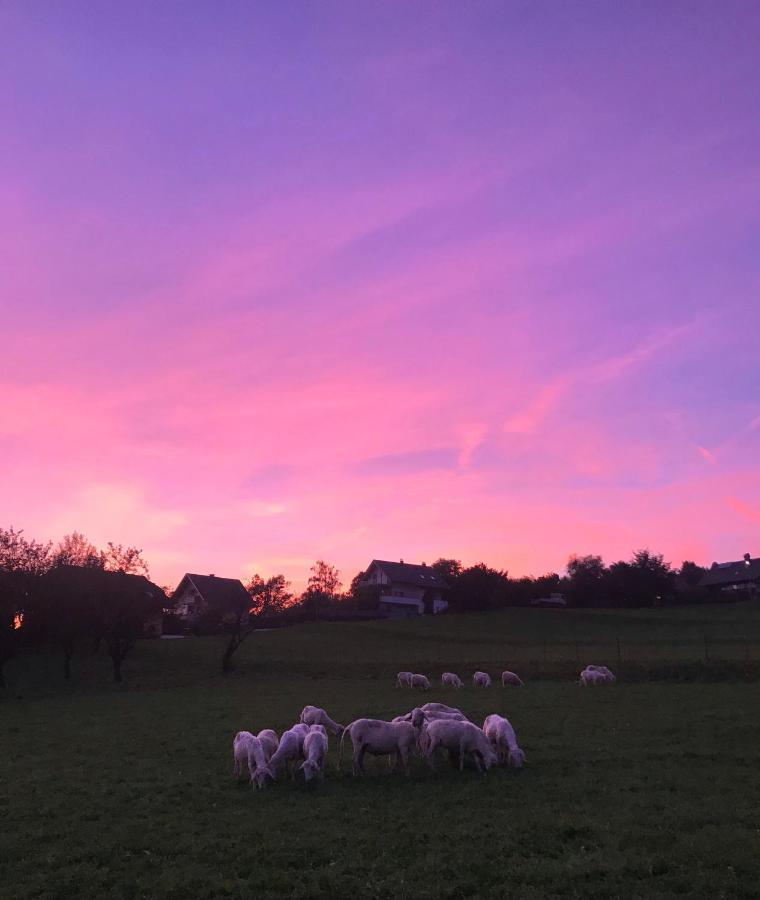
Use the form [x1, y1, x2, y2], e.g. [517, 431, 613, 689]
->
[2, 605, 760, 898]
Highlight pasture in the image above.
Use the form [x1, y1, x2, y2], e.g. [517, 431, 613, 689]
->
[2, 605, 760, 898]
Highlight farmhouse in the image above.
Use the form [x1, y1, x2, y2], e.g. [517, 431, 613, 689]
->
[699, 553, 760, 599]
[172, 573, 251, 626]
[361, 559, 449, 618]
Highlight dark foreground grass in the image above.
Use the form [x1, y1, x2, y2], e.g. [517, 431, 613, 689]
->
[2, 632, 760, 899]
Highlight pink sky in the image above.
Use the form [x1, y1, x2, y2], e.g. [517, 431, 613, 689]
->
[2, 2, 760, 590]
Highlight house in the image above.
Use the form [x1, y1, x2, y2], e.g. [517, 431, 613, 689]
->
[172, 573, 251, 627]
[531, 592, 567, 608]
[361, 559, 449, 618]
[699, 553, 760, 599]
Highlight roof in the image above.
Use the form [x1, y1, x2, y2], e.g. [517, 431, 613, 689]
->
[366, 560, 449, 590]
[700, 556, 760, 587]
[178, 573, 251, 610]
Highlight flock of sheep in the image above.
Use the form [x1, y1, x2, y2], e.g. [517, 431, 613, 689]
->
[232, 664, 615, 790]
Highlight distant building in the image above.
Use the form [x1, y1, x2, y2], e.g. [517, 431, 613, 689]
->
[699, 553, 760, 599]
[172, 573, 251, 626]
[361, 559, 449, 618]
[531, 592, 567, 608]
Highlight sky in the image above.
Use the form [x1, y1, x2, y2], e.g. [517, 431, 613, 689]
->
[2, 1, 760, 591]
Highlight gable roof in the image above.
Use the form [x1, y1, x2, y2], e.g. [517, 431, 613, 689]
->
[700, 556, 760, 587]
[367, 560, 449, 590]
[177, 573, 250, 610]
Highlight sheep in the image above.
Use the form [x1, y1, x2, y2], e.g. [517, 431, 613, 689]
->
[340, 718, 418, 775]
[420, 702, 464, 716]
[257, 729, 279, 762]
[585, 665, 616, 682]
[580, 668, 611, 686]
[411, 673, 431, 691]
[473, 671, 492, 688]
[299, 705, 344, 735]
[483, 714, 526, 768]
[300, 725, 329, 783]
[501, 670, 524, 687]
[423, 719, 498, 772]
[396, 671, 413, 688]
[232, 731, 256, 778]
[441, 672, 464, 689]
[256, 724, 307, 783]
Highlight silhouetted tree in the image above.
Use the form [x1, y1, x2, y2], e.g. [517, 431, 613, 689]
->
[102, 543, 150, 577]
[678, 560, 707, 588]
[566, 555, 608, 607]
[448, 563, 510, 612]
[431, 558, 463, 583]
[247, 573, 293, 616]
[0, 527, 51, 687]
[301, 560, 341, 620]
[51, 532, 104, 569]
[607, 550, 675, 608]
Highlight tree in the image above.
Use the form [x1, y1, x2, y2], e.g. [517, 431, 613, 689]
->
[51, 532, 104, 569]
[607, 550, 675, 608]
[102, 543, 149, 577]
[566, 555, 608, 607]
[448, 564, 510, 612]
[0, 527, 51, 687]
[431, 558, 463, 583]
[301, 560, 341, 621]
[678, 560, 707, 588]
[247, 574, 293, 617]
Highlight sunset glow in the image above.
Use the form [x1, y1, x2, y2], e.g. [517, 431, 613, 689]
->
[2, 3, 759, 589]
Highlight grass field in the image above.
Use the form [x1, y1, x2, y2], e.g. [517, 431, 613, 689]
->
[2, 605, 760, 898]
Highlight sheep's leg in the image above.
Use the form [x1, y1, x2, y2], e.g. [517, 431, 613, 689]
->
[459, 741, 466, 772]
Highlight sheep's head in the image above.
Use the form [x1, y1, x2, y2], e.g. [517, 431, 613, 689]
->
[508, 748, 526, 769]
[252, 765, 274, 789]
[300, 760, 319, 782]
[410, 707, 426, 730]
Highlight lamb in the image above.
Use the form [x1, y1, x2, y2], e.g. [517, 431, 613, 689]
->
[580, 668, 609, 686]
[256, 724, 308, 783]
[232, 731, 256, 778]
[473, 671, 492, 687]
[299, 705, 344, 735]
[411, 673, 431, 691]
[501, 670, 524, 687]
[300, 725, 329, 782]
[483, 714, 526, 768]
[257, 729, 279, 762]
[396, 671, 413, 687]
[340, 718, 418, 775]
[423, 719, 498, 772]
[585, 665, 616, 682]
[441, 672, 464, 689]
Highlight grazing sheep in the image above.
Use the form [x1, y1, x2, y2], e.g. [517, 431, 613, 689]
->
[585, 665, 616, 682]
[411, 673, 431, 691]
[299, 705, 344, 735]
[473, 671, 492, 688]
[340, 718, 418, 775]
[257, 729, 279, 763]
[501, 670, 524, 687]
[233, 731, 256, 778]
[300, 726, 329, 782]
[421, 702, 464, 716]
[256, 725, 307, 783]
[441, 672, 464, 689]
[483, 714, 526, 768]
[424, 719, 498, 772]
[423, 709, 468, 722]
[580, 668, 609, 686]
[396, 671, 413, 688]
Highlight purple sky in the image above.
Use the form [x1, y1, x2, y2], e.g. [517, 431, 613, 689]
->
[2, 1, 760, 589]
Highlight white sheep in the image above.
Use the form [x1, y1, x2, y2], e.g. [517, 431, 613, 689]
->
[411, 673, 431, 691]
[396, 671, 413, 687]
[483, 713, 526, 768]
[586, 665, 616, 682]
[421, 702, 464, 715]
[256, 724, 308, 783]
[257, 729, 279, 762]
[300, 725, 329, 782]
[340, 718, 418, 775]
[299, 705, 344, 734]
[441, 672, 464, 689]
[580, 668, 609, 686]
[232, 731, 256, 778]
[501, 670, 524, 687]
[473, 671, 492, 687]
[424, 719, 498, 772]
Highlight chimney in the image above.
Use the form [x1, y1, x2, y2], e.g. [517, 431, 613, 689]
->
[744, 553, 751, 566]
[422, 561, 427, 566]
[210, 573, 216, 577]
[399, 559, 404, 565]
